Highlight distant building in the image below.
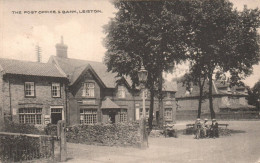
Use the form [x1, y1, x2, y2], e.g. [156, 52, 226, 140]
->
[175, 78, 256, 119]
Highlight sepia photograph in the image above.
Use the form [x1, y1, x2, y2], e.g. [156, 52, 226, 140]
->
[0, 0, 260, 162]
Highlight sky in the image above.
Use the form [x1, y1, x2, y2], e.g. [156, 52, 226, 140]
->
[0, 0, 259, 87]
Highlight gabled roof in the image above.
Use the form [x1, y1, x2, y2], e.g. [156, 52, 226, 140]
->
[101, 97, 120, 109]
[0, 58, 67, 78]
[49, 56, 128, 88]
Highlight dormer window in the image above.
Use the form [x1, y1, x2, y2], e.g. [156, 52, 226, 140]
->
[83, 82, 95, 97]
[118, 86, 125, 98]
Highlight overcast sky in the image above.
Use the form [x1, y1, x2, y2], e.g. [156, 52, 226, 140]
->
[0, 0, 259, 87]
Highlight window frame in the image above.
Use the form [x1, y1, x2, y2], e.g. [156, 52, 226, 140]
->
[19, 108, 42, 125]
[139, 108, 149, 120]
[24, 82, 35, 97]
[51, 82, 61, 98]
[164, 108, 173, 121]
[119, 108, 128, 122]
[82, 82, 95, 98]
[80, 109, 97, 124]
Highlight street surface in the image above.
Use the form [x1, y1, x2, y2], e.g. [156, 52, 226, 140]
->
[65, 121, 260, 163]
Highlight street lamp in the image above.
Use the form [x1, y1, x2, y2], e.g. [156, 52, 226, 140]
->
[138, 62, 148, 149]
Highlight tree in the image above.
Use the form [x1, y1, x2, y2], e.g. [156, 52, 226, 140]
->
[103, 1, 189, 129]
[181, 60, 208, 118]
[179, 0, 260, 119]
[247, 80, 260, 110]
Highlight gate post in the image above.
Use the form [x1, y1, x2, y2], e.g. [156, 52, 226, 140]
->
[57, 120, 67, 162]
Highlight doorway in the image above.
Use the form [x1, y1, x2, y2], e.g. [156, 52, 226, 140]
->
[51, 108, 62, 124]
[108, 111, 116, 123]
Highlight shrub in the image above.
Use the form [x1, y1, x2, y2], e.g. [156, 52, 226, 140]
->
[44, 124, 57, 136]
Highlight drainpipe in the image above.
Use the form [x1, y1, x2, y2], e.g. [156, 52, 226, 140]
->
[8, 76, 12, 121]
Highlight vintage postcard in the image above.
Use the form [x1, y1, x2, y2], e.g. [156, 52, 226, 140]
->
[0, 0, 260, 162]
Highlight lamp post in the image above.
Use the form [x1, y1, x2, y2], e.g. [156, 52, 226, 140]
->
[138, 62, 148, 149]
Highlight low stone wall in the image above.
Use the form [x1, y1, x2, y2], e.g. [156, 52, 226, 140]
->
[66, 122, 141, 147]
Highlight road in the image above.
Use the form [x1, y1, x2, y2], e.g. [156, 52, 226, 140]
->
[65, 121, 260, 163]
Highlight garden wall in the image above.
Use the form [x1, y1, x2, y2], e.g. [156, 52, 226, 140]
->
[66, 122, 141, 147]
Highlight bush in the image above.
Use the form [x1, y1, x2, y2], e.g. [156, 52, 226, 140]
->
[44, 124, 57, 136]
[2, 120, 43, 135]
[66, 122, 141, 147]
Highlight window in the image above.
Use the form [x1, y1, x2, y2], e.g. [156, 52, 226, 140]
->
[118, 86, 125, 98]
[120, 109, 127, 122]
[140, 108, 149, 119]
[52, 83, 61, 97]
[164, 108, 172, 121]
[19, 108, 42, 124]
[80, 109, 97, 124]
[83, 83, 95, 97]
[25, 82, 35, 97]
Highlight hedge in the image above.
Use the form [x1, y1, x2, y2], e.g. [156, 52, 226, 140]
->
[2, 120, 43, 135]
[66, 122, 141, 147]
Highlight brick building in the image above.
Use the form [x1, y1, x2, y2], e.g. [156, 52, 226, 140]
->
[49, 39, 178, 125]
[0, 58, 68, 126]
[0, 39, 177, 127]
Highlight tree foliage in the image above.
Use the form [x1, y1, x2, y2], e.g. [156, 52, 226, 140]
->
[180, 0, 260, 119]
[103, 1, 190, 128]
[247, 80, 260, 109]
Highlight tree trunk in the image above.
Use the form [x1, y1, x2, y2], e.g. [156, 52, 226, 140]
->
[198, 86, 203, 118]
[148, 86, 154, 131]
[208, 72, 216, 119]
[198, 77, 206, 118]
[158, 72, 164, 128]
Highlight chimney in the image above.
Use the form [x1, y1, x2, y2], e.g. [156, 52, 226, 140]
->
[56, 36, 68, 58]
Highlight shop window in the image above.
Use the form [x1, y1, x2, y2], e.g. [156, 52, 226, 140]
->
[19, 108, 42, 124]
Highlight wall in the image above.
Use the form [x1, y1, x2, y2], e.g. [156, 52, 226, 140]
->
[2, 74, 67, 126]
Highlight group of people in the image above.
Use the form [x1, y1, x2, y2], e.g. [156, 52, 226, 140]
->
[194, 118, 219, 139]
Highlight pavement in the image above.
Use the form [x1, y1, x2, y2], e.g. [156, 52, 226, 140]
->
[63, 121, 260, 163]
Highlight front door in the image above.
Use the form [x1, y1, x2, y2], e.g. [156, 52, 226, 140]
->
[108, 111, 116, 123]
[51, 108, 62, 124]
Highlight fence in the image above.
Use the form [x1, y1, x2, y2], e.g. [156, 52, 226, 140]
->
[176, 111, 260, 120]
[0, 132, 55, 162]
